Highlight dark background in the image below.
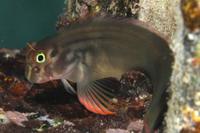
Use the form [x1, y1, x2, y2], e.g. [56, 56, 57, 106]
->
[0, 0, 64, 49]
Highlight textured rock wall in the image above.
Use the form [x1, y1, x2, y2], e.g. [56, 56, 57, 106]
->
[138, 0, 179, 39]
[138, 0, 200, 132]
[166, 0, 200, 132]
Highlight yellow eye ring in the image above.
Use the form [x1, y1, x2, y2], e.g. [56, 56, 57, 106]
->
[35, 52, 46, 63]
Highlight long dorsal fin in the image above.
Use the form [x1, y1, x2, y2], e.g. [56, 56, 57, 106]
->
[77, 78, 118, 115]
[66, 11, 169, 43]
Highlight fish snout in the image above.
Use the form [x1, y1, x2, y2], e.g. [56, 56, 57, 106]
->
[25, 66, 50, 83]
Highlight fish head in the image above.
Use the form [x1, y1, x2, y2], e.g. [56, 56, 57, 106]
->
[25, 41, 53, 83]
[25, 40, 80, 83]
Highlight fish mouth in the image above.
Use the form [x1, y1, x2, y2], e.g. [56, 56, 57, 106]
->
[25, 58, 80, 83]
[31, 74, 50, 83]
[25, 66, 50, 83]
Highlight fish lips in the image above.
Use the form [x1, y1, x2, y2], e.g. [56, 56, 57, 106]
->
[25, 66, 50, 83]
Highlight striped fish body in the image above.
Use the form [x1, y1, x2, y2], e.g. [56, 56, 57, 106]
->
[25, 13, 174, 132]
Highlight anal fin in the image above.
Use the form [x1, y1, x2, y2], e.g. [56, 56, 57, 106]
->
[77, 78, 118, 115]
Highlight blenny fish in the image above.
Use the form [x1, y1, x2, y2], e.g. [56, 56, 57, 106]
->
[25, 13, 174, 133]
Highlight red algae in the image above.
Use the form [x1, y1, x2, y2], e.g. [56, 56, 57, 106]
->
[8, 80, 29, 98]
[0, 51, 32, 99]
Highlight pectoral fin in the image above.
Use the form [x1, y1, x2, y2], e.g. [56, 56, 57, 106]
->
[77, 78, 118, 115]
[61, 79, 77, 94]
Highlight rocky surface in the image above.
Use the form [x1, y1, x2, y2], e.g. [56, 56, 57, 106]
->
[56, 0, 140, 32]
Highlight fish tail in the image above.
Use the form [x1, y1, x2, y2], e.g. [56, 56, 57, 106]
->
[142, 85, 169, 132]
[142, 117, 155, 133]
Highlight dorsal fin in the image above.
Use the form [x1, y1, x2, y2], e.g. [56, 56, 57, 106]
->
[67, 11, 170, 43]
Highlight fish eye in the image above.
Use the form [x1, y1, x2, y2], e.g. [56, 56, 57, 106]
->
[35, 52, 46, 63]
